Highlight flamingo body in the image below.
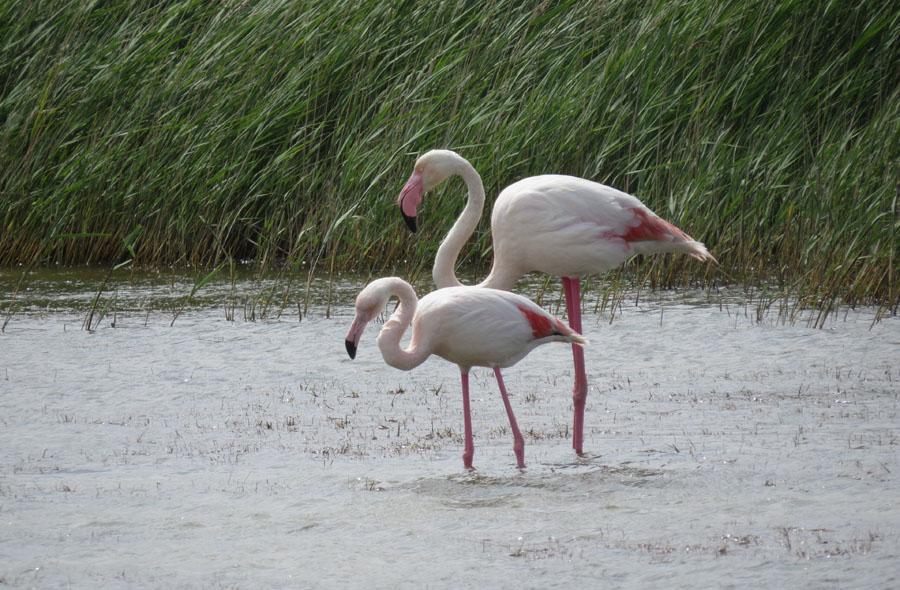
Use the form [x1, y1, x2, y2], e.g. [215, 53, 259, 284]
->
[415, 286, 579, 370]
[345, 277, 586, 468]
[491, 175, 711, 279]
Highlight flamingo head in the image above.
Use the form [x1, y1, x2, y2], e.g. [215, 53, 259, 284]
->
[344, 284, 386, 359]
[397, 149, 464, 233]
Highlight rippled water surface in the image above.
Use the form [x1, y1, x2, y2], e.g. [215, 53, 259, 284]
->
[1, 270, 898, 588]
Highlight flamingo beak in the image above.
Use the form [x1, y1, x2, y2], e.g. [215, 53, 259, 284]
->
[397, 170, 424, 233]
[402, 209, 417, 233]
[344, 315, 367, 360]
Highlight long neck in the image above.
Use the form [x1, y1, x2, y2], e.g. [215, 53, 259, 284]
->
[433, 162, 485, 289]
[376, 279, 431, 371]
[477, 257, 522, 290]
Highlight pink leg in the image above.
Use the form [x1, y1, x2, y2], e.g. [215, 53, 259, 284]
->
[460, 370, 474, 469]
[493, 367, 525, 469]
[562, 277, 588, 455]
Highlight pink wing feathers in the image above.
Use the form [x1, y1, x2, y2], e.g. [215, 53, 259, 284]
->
[589, 191, 715, 263]
[515, 303, 587, 345]
[618, 206, 690, 243]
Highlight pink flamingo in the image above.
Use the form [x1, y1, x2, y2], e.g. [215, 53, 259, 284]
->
[397, 150, 715, 455]
[344, 277, 587, 469]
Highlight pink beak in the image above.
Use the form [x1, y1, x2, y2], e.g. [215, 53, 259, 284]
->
[397, 170, 424, 233]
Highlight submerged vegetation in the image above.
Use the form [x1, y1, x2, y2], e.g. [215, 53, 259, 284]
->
[0, 1, 897, 309]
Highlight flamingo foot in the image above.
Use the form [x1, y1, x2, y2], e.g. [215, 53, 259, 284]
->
[514, 439, 526, 469]
[572, 394, 586, 455]
[463, 446, 475, 470]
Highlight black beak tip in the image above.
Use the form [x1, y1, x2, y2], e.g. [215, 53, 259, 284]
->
[402, 210, 417, 233]
[345, 339, 357, 360]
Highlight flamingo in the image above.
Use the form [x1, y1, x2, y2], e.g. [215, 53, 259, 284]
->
[397, 149, 715, 455]
[344, 276, 587, 469]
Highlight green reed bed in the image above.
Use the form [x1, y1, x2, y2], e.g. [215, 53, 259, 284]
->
[1, 1, 897, 310]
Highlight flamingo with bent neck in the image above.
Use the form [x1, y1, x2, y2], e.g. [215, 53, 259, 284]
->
[344, 277, 586, 469]
[397, 149, 715, 455]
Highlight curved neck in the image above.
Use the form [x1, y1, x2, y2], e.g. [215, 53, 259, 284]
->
[376, 279, 431, 371]
[433, 161, 485, 289]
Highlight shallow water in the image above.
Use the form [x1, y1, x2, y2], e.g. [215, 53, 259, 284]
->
[1, 272, 898, 588]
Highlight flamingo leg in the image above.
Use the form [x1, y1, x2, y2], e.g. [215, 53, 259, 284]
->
[562, 276, 588, 455]
[460, 369, 474, 469]
[493, 367, 525, 469]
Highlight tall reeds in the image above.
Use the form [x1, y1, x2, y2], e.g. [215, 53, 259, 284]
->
[1, 1, 896, 307]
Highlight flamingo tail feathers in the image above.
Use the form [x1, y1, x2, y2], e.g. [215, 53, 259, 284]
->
[552, 317, 588, 347]
[568, 332, 589, 347]
[679, 240, 718, 264]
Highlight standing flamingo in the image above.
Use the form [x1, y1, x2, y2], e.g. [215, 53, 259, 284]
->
[397, 149, 715, 455]
[344, 277, 587, 469]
